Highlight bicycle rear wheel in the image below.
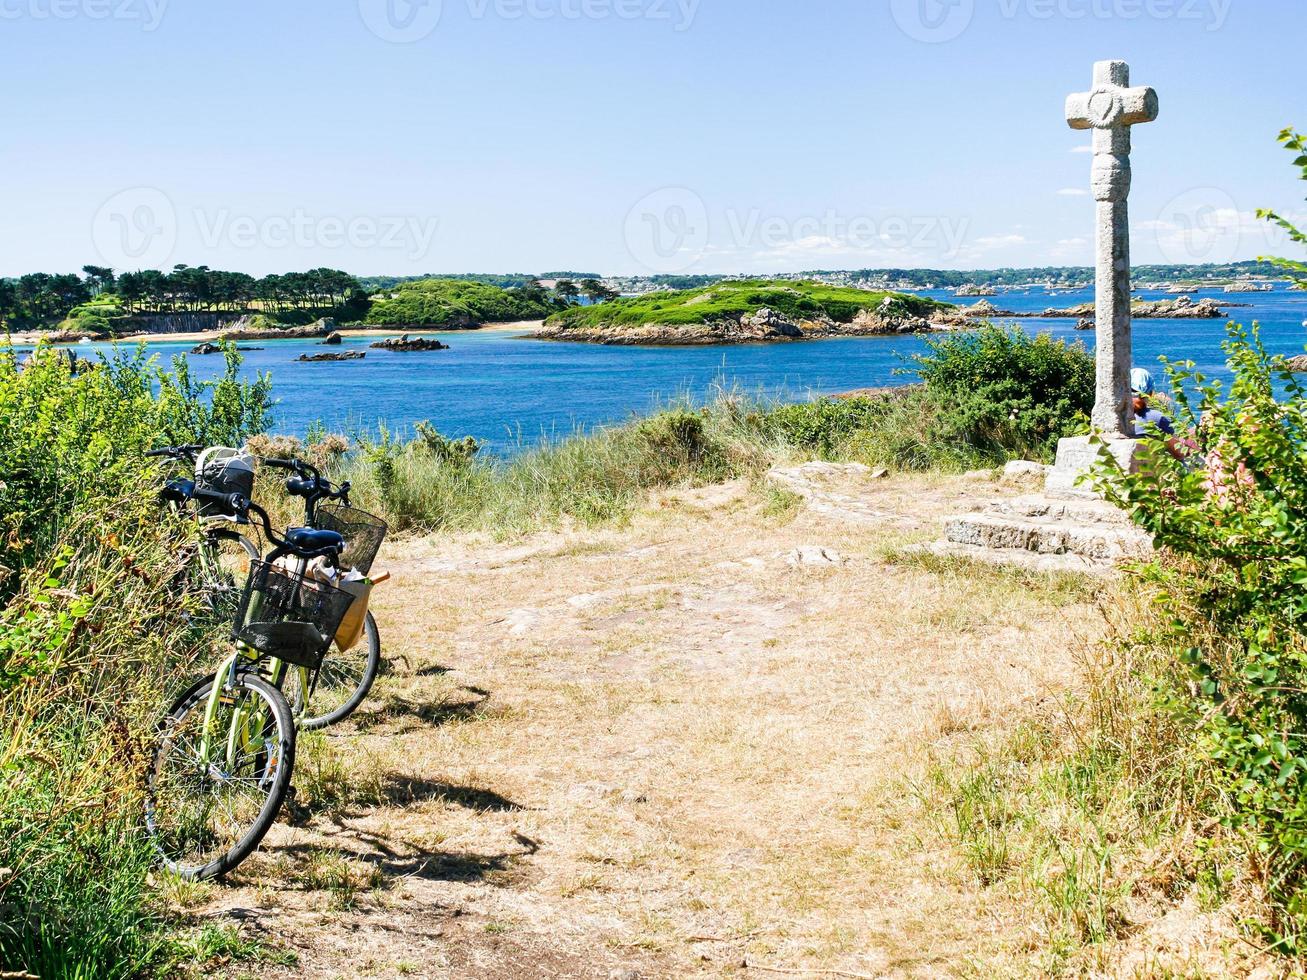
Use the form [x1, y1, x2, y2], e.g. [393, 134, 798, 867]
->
[285, 612, 381, 730]
[145, 670, 295, 881]
[193, 529, 260, 623]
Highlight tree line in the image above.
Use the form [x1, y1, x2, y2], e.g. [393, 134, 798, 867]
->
[0, 266, 626, 332]
[0, 265, 366, 330]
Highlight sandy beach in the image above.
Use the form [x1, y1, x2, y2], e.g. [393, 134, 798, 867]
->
[5, 320, 544, 346]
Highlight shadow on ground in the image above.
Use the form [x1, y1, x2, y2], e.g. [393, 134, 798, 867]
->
[267, 827, 541, 887]
[352, 687, 492, 733]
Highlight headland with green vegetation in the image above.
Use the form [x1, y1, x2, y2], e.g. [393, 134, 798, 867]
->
[536, 279, 954, 345]
[362, 277, 562, 328]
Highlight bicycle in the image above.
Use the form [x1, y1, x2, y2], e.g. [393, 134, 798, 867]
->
[260, 456, 388, 730]
[144, 489, 355, 881]
[148, 444, 261, 621]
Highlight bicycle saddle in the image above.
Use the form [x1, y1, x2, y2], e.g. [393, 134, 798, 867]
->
[285, 527, 345, 551]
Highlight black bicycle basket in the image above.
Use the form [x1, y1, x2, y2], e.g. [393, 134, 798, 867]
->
[194, 448, 256, 520]
[233, 562, 356, 670]
[313, 504, 388, 575]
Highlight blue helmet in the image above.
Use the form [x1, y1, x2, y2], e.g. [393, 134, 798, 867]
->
[1130, 368, 1155, 397]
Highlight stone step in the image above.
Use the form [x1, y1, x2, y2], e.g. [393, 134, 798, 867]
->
[944, 512, 1152, 562]
[981, 494, 1135, 527]
[919, 541, 1120, 575]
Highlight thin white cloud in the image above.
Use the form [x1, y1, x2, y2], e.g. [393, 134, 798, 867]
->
[1071, 145, 1093, 154]
[1051, 237, 1091, 261]
[973, 234, 1029, 249]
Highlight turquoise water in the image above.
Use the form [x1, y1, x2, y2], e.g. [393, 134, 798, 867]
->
[26, 285, 1307, 456]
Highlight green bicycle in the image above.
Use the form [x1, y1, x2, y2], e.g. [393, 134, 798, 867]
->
[144, 490, 357, 881]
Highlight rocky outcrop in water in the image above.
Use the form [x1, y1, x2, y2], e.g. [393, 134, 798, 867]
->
[321, 332, 343, 345]
[219, 316, 336, 342]
[1037, 296, 1229, 320]
[932, 295, 1231, 328]
[370, 334, 451, 352]
[1282, 355, 1307, 372]
[298, 351, 366, 362]
[191, 341, 262, 354]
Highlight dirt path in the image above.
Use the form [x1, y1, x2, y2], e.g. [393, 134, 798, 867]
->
[191, 470, 1106, 979]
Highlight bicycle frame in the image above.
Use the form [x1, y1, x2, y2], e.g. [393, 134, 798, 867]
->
[197, 644, 314, 767]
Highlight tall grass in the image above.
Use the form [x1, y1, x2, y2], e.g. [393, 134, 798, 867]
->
[0, 342, 271, 979]
[1, 486, 209, 978]
[918, 567, 1243, 972]
[313, 386, 1043, 538]
[332, 399, 782, 535]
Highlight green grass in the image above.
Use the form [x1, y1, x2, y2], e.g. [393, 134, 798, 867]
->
[911, 578, 1250, 973]
[543, 279, 949, 330]
[159, 922, 298, 977]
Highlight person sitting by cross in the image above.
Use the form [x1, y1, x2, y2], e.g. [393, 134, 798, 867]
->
[1130, 368, 1186, 461]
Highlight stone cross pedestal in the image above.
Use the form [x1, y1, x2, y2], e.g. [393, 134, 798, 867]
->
[1047, 60, 1159, 497]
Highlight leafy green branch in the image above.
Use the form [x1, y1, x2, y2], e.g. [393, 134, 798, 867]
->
[1257, 128, 1307, 282]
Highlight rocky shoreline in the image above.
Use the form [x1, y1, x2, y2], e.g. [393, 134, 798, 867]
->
[532, 304, 965, 346]
[933, 295, 1235, 328]
[531, 294, 1241, 347]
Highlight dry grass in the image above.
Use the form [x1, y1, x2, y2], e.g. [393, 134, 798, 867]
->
[187, 472, 1260, 978]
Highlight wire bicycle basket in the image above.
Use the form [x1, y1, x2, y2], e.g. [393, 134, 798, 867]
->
[233, 562, 356, 670]
[313, 504, 388, 575]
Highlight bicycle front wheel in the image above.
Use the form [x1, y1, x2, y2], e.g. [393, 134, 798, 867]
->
[145, 670, 295, 881]
[288, 612, 382, 730]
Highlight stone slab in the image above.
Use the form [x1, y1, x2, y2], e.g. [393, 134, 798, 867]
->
[1044, 435, 1143, 499]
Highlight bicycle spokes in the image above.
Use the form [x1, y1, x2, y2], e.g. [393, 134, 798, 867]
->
[147, 679, 288, 875]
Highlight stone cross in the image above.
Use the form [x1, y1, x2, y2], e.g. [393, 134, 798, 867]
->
[1066, 60, 1159, 437]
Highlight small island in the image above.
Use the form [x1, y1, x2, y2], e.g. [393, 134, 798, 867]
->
[534, 280, 954, 346]
[298, 350, 365, 362]
[370, 334, 451, 352]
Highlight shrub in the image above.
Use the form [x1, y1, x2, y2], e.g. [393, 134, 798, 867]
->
[0, 340, 270, 977]
[765, 397, 885, 458]
[414, 421, 481, 466]
[914, 324, 1094, 462]
[1095, 323, 1307, 949]
[0, 344, 271, 596]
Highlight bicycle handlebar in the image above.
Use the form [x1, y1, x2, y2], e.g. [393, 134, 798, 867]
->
[192, 488, 343, 563]
[260, 457, 350, 508]
[191, 487, 248, 515]
[146, 444, 204, 462]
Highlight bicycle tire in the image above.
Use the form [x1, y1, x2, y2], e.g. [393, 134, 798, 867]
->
[295, 612, 382, 730]
[193, 530, 260, 621]
[145, 670, 295, 881]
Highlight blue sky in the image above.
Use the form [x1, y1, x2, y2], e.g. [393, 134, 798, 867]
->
[1, 0, 1303, 276]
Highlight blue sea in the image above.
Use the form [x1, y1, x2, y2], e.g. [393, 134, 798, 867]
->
[25, 284, 1307, 456]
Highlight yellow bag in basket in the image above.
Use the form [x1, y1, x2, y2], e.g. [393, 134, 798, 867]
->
[333, 576, 373, 652]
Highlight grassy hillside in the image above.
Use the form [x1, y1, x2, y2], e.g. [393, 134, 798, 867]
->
[544, 280, 948, 329]
[365, 278, 559, 327]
